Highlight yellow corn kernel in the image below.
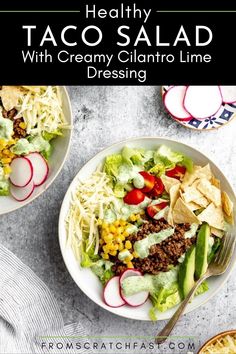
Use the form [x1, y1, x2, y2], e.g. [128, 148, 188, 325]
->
[101, 252, 109, 260]
[132, 251, 139, 258]
[127, 262, 134, 268]
[125, 241, 132, 250]
[104, 234, 113, 243]
[120, 220, 127, 226]
[114, 220, 120, 227]
[136, 214, 141, 219]
[99, 239, 104, 245]
[120, 235, 125, 241]
[129, 214, 136, 222]
[118, 243, 124, 251]
[3, 166, 12, 175]
[117, 226, 124, 234]
[2, 149, 10, 156]
[116, 237, 122, 243]
[109, 250, 117, 256]
[102, 222, 108, 229]
[1, 157, 11, 164]
[109, 225, 116, 233]
[109, 243, 117, 251]
[7, 139, 16, 146]
[140, 210, 145, 215]
[113, 244, 119, 251]
[19, 122, 26, 129]
[123, 231, 129, 238]
[103, 245, 110, 253]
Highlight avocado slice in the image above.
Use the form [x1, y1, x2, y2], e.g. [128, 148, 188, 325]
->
[195, 223, 210, 279]
[178, 246, 196, 299]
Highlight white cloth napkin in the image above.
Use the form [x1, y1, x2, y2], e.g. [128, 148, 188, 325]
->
[0, 245, 92, 354]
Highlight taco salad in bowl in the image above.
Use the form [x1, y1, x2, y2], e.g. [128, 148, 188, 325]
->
[0, 86, 71, 208]
[61, 138, 235, 320]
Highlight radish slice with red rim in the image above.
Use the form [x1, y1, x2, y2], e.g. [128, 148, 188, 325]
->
[26, 152, 49, 186]
[10, 157, 33, 187]
[103, 276, 125, 308]
[184, 86, 222, 119]
[120, 269, 149, 307]
[10, 180, 35, 202]
[164, 86, 192, 121]
[220, 86, 236, 104]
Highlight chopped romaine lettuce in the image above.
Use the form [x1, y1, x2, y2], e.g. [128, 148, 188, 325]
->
[0, 179, 10, 196]
[155, 145, 193, 172]
[80, 240, 100, 268]
[121, 146, 143, 165]
[91, 259, 114, 285]
[149, 280, 209, 320]
[42, 130, 62, 141]
[11, 135, 51, 157]
[103, 154, 123, 179]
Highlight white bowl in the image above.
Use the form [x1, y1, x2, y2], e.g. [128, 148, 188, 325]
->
[0, 86, 72, 215]
[59, 137, 236, 321]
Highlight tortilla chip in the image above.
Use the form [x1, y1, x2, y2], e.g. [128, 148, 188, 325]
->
[186, 201, 202, 211]
[181, 186, 209, 208]
[221, 191, 233, 217]
[224, 212, 234, 225]
[198, 203, 225, 230]
[181, 165, 202, 190]
[167, 184, 181, 226]
[210, 227, 225, 238]
[172, 197, 200, 224]
[197, 178, 221, 207]
[161, 175, 180, 194]
[181, 164, 212, 191]
[211, 176, 221, 189]
[0, 86, 23, 111]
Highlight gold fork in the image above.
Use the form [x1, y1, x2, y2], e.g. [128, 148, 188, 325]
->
[155, 233, 236, 344]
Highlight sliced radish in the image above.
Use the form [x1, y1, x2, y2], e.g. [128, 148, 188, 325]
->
[164, 86, 192, 121]
[220, 86, 236, 103]
[26, 153, 49, 186]
[184, 86, 222, 119]
[120, 269, 149, 307]
[10, 157, 33, 187]
[103, 276, 125, 308]
[10, 180, 35, 202]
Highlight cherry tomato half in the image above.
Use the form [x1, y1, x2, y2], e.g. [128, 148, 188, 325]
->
[166, 165, 186, 180]
[148, 177, 165, 197]
[123, 189, 145, 205]
[146, 202, 169, 218]
[139, 171, 155, 193]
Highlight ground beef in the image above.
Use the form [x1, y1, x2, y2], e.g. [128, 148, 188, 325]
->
[2, 108, 17, 119]
[112, 219, 196, 276]
[2, 107, 27, 139]
[12, 118, 27, 139]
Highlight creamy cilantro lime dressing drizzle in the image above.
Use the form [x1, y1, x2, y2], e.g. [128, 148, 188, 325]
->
[134, 228, 175, 259]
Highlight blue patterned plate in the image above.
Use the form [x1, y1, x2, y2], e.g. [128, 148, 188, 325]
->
[162, 86, 236, 130]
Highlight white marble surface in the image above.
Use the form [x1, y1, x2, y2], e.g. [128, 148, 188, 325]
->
[1, 86, 236, 354]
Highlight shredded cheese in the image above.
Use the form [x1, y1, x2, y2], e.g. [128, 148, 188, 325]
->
[15, 86, 69, 135]
[202, 334, 236, 353]
[65, 169, 117, 263]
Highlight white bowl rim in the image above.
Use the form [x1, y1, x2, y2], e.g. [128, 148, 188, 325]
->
[0, 86, 73, 216]
[59, 136, 236, 321]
